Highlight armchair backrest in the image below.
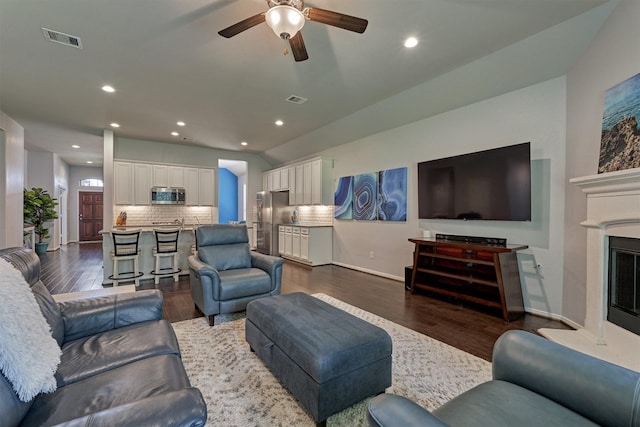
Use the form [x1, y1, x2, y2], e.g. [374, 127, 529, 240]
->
[196, 224, 251, 271]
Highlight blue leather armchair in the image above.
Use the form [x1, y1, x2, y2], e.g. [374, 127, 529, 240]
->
[368, 330, 640, 427]
[188, 224, 284, 326]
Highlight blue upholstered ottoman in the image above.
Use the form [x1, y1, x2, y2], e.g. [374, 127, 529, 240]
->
[245, 292, 392, 425]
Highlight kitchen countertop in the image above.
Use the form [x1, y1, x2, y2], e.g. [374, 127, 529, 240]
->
[279, 223, 333, 228]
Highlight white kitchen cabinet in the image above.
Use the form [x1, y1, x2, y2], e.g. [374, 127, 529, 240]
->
[292, 227, 301, 258]
[152, 165, 168, 187]
[284, 226, 292, 256]
[280, 226, 332, 266]
[267, 172, 274, 192]
[311, 158, 334, 205]
[303, 162, 312, 205]
[280, 168, 289, 190]
[133, 163, 152, 205]
[198, 168, 216, 206]
[184, 168, 199, 205]
[114, 161, 134, 205]
[300, 228, 309, 261]
[295, 165, 304, 205]
[168, 166, 184, 188]
[278, 226, 285, 255]
[272, 170, 281, 191]
[288, 167, 297, 205]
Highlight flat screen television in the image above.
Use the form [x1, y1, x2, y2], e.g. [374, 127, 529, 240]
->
[417, 142, 531, 221]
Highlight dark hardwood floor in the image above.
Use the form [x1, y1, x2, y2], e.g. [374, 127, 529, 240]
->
[39, 242, 570, 361]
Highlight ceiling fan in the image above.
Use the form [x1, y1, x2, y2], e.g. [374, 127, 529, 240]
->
[218, 0, 368, 62]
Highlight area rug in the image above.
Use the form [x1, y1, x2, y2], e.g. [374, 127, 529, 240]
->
[171, 294, 492, 426]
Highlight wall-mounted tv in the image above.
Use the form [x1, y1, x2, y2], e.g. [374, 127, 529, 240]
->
[417, 142, 531, 221]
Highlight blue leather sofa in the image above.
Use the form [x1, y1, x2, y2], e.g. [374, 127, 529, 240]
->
[367, 330, 640, 427]
[0, 247, 207, 427]
[188, 224, 283, 326]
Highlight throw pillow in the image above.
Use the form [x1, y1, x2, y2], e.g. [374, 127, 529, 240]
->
[0, 257, 61, 402]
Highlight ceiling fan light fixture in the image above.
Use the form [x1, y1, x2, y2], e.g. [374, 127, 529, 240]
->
[265, 5, 305, 39]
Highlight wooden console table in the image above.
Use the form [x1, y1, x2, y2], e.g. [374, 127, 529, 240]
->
[408, 238, 528, 321]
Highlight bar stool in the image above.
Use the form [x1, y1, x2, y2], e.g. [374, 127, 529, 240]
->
[109, 229, 143, 287]
[151, 228, 182, 285]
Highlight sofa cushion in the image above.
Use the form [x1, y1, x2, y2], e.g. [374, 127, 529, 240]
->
[433, 381, 599, 427]
[31, 280, 65, 346]
[218, 268, 272, 299]
[0, 374, 32, 427]
[0, 257, 61, 403]
[55, 319, 181, 386]
[21, 354, 192, 426]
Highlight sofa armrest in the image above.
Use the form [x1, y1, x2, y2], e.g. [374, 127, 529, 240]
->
[367, 394, 449, 427]
[57, 387, 207, 427]
[492, 330, 640, 427]
[251, 252, 284, 294]
[188, 255, 221, 301]
[60, 289, 164, 342]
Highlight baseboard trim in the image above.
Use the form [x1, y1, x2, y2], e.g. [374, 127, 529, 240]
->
[331, 261, 404, 282]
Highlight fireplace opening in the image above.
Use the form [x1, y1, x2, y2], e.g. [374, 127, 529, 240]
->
[608, 236, 640, 335]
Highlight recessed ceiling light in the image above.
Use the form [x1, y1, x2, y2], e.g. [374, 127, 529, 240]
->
[101, 85, 115, 93]
[176, 121, 186, 126]
[72, 145, 80, 149]
[110, 122, 120, 128]
[404, 37, 418, 48]
[275, 120, 284, 126]
[86, 161, 93, 164]
[171, 131, 179, 136]
[241, 141, 248, 146]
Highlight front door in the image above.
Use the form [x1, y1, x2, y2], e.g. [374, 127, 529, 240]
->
[79, 191, 103, 241]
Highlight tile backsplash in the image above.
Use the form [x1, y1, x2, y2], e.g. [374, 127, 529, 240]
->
[294, 205, 334, 225]
[113, 205, 216, 226]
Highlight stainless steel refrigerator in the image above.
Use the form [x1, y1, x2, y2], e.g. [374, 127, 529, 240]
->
[256, 191, 291, 255]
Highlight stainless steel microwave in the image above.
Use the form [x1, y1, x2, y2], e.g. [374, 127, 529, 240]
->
[151, 187, 186, 205]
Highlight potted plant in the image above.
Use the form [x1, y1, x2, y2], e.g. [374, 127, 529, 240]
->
[24, 187, 59, 254]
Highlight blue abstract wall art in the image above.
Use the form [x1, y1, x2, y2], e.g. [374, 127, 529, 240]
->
[377, 167, 407, 221]
[334, 176, 353, 220]
[353, 173, 378, 221]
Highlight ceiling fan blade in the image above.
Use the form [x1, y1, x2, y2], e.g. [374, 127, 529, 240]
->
[218, 13, 265, 38]
[289, 32, 309, 62]
[306, 8, 368, 33]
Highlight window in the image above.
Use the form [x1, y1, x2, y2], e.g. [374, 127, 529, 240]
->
[80, 178, 104, 187]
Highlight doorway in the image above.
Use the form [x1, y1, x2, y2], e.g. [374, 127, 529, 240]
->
[218, 159, 248, 223]
[79, 191, 103, 241]
[58, 186, 67, 245]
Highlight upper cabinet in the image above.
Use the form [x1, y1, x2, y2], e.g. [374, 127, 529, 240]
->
[263, 158, 333, 206]
[115, 161, 215, 206]
[184, 167, 216, 206]
[133, 163, 152, 205]
[114, 161, 134, 205]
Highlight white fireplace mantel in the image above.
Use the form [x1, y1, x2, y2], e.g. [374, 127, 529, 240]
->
[540, 167, 640, 372]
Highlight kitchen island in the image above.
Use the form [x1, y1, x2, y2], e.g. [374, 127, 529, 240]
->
[101, 226, 200, 285]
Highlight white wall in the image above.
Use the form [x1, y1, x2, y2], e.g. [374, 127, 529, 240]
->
[0, 111, 25, 249]
[563, 0, 639, 326]
[316, 77, 568, 317]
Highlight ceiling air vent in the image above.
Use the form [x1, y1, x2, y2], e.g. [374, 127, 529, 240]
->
[285, 95, 308, 105]
[41, 28, 82, 49]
